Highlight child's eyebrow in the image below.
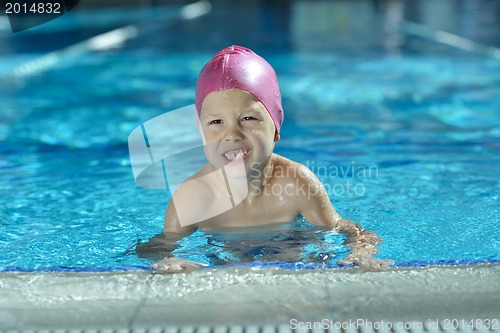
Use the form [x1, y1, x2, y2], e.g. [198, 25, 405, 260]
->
[241, 110, 260, 116]
[201, 113, 223, 120]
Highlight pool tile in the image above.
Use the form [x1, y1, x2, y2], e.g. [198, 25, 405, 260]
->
[0, 303, 138, 330]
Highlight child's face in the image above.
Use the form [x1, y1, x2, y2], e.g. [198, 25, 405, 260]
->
[199, 88, 278, 171]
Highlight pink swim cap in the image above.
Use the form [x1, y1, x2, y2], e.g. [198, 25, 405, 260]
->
[195, 45, 284, 134]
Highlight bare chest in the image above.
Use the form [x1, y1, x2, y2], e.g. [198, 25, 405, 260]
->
[197, 189, 299, 230]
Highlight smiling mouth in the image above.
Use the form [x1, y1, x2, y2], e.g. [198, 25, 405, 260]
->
[223, 148, 250, 161]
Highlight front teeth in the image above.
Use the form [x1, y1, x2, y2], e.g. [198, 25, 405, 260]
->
[224, 149, 248, 161]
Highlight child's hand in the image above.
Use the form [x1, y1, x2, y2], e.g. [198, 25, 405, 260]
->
[337, 256, 394, 271]
[151, 257, 208, 273]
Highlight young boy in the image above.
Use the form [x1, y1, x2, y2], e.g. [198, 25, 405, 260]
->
[137, 45, 393, 272]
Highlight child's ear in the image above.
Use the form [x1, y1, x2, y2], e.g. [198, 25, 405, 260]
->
[274, 132, 280, 142]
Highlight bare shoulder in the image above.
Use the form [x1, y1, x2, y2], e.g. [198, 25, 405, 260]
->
[272, 155, 338, 226]
[272, 153, 303, 172]
[271, 153, 327, 209]
[272, 154, 319, 185]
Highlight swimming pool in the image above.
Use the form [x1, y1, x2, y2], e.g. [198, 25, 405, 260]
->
[0, 0, 499, 330]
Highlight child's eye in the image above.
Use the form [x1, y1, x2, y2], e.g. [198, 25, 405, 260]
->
[242, 116, 258, 122]
[209, 119, 222, 125]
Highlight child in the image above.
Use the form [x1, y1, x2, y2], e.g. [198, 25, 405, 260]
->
[137, 45, 393, 272]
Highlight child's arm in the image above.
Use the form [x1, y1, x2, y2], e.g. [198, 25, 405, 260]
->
[296, 165, 393, 271]
[136, 200, 204, 273]
[333, 218, 394, 270]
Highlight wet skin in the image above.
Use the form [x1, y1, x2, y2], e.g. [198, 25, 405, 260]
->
[137, 89, 394, 273]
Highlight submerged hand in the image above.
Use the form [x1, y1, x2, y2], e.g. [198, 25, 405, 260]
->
[338, 256, 394, 271]
[151, 257, 208, 274]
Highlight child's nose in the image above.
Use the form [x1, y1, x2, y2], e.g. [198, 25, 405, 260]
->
[224, 125, 243, 142]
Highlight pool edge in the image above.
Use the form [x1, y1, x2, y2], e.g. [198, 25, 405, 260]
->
[0, 263, 499, 331]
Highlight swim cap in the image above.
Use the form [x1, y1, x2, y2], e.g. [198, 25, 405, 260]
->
[195, 45, 284, 134]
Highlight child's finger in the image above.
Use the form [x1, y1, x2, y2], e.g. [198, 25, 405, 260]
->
[151, 257, 205, 273]
[337, 259, 354, 266]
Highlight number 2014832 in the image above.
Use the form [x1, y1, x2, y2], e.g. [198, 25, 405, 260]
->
[5, 2, 61, 14]
[442, 319, 498, 330]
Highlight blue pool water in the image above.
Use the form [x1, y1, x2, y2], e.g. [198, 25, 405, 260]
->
[0, 1, 499, 272]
